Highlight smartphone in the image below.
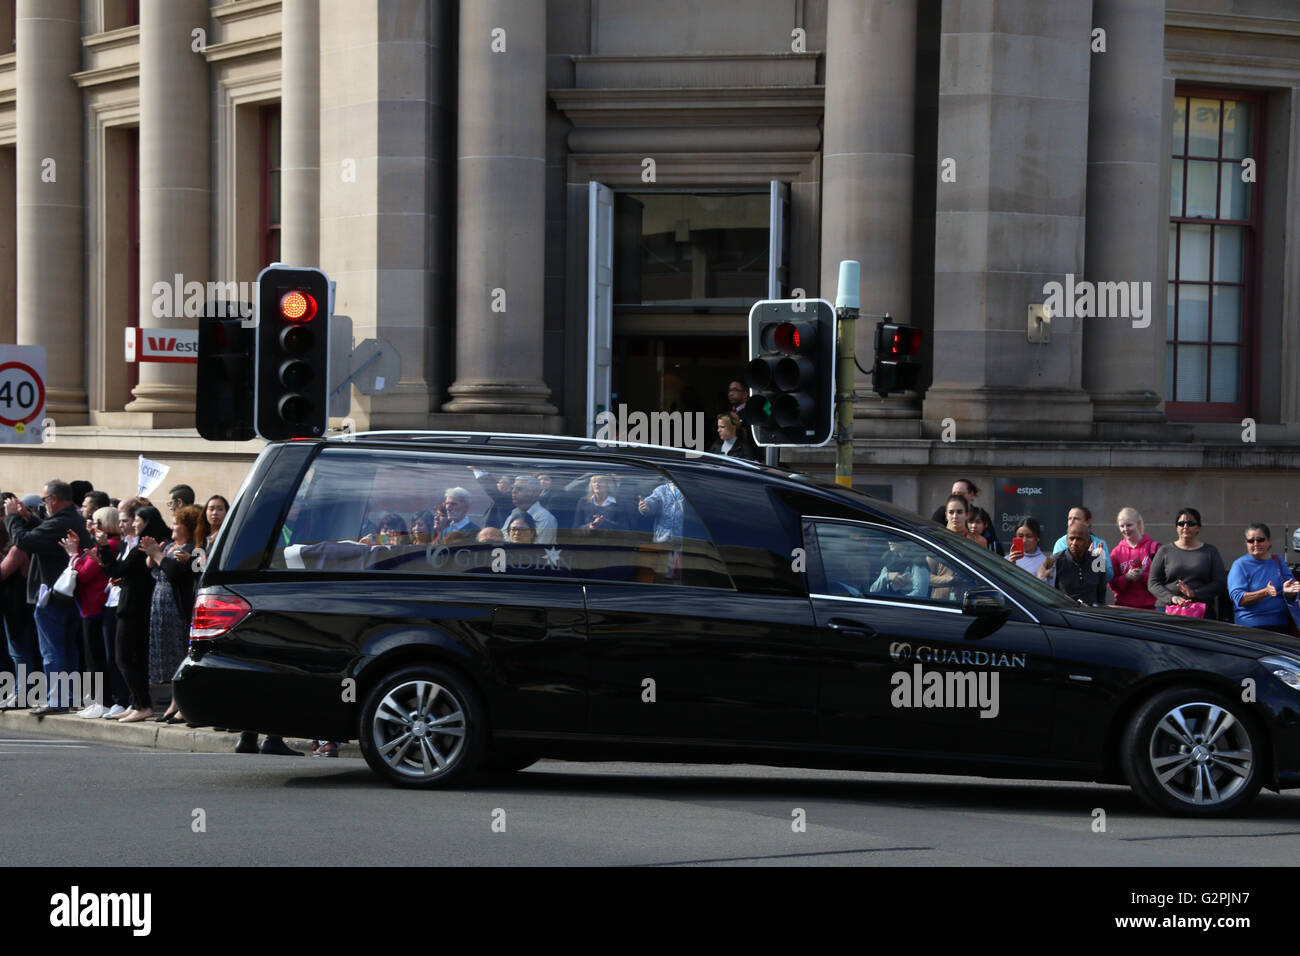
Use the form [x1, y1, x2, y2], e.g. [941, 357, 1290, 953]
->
[1011, 536, 1024, 554]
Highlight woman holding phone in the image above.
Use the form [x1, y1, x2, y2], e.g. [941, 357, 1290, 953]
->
[1005, 517, 1050, 580]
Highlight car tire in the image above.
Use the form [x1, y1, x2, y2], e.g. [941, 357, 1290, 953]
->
[358, 665, 485, 789]
[1120, 685, 1263, 816]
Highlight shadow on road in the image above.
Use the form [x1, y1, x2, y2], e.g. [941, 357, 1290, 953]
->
[275, 760, 1300, 821]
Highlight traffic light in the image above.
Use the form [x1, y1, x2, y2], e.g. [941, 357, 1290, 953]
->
[196, 300, 255, 441]
[254, 265, 330, 440]
[872, 320, 923, 396]
[744, 298, 836, 446]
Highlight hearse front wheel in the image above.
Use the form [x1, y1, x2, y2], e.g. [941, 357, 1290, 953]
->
[1121, 685, 1263, 817]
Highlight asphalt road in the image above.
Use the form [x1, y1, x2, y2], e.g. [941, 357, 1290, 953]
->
[3, 728, 1299, 866]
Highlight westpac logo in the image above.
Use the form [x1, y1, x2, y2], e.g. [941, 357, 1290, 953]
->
[1003, 484, 1043, 496]
[144, 336, 197, 354]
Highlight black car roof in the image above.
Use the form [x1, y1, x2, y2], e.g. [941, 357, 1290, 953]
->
[312, 430, 904, 522]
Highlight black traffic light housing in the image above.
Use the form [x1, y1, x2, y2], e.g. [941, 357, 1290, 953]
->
[744, 298, 836, 447]
[254, 265, 331, 440]
[872, 320, 923, 396]
[196, 300, 256, 441]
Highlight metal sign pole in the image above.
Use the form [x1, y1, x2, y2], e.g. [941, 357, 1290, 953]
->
[834, 261, 860, 488]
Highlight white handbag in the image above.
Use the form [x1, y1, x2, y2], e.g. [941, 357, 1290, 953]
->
[52, 556, 78, 598]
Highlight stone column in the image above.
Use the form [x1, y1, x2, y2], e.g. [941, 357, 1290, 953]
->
[319, 0, 446, 428]
[15, 0, 86, 420]
[126, 0, 209, 422]
[922, 0, 1095, 438]
[280, 0, 319, 266]
[1082, 0, 1167, 433]
[442, 0, 556, 415]
[820, 0, 916, 420]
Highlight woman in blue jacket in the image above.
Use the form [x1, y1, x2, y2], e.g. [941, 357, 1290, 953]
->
[1228, 523, 1300, 633]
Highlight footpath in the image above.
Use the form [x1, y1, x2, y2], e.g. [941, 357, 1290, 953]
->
[0, 708, 360, 757]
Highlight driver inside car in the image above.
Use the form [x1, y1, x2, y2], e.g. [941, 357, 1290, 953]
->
[869, 549, 930, 598]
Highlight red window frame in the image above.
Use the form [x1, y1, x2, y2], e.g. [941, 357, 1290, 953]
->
[260, 105, 281, 269]
[1166, 87, 1263, 422]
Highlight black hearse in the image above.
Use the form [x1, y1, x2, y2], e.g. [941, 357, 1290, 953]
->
[174, 432, 1300, 815]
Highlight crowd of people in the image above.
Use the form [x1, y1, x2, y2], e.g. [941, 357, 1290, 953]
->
[934, 479, 1300, 632]
[0, 477, 331, 756]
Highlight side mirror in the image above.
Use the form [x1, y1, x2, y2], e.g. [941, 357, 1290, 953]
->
[962, 588, 1009, 617]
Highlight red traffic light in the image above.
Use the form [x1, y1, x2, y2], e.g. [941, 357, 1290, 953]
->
[279, 290, 318, 323]
[760, 320, 816, 355]
[883, 324, 922, 357]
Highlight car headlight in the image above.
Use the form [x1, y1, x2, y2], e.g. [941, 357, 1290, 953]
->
[1261, 656, 1300, 690]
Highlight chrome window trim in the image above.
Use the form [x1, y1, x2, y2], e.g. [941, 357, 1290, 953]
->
[804, 515, 1042, 625]
[810, 593, 964, 615]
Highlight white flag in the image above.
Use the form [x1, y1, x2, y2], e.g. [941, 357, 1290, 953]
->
[137, 455, 171, 499]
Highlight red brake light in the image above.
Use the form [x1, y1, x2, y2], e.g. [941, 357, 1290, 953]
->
[190, 591, 252, 640]
[279, 290, 317, 323]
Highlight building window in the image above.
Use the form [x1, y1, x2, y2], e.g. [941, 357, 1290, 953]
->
[102, 0, 139, 31]
[1166, 91, 1259, 419]
[260, 105, 280, 268]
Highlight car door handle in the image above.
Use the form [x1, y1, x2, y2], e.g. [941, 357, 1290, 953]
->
[826, 618, 875, 638]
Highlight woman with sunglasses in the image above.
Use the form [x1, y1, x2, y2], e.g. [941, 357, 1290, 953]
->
[1227, 523, 1300, 633]
[1148, 507, 1229, 620]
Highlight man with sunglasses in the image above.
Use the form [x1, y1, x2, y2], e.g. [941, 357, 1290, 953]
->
[3, 480, 94, 714]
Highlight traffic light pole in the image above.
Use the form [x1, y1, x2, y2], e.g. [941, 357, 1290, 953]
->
[834, 261, 860, 488]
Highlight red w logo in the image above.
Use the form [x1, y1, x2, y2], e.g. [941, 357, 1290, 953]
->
[147, 337, 177, 351]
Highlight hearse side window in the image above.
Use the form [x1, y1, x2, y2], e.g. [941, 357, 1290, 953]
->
[266, 448, 733, 588]
[810, 522, 980, 605]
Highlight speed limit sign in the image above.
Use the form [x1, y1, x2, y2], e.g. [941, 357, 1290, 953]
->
[0, 345, 46, 444]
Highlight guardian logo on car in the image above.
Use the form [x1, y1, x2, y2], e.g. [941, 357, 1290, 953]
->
[889, 642, 912, 663]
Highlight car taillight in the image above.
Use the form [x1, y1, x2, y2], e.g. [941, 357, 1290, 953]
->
[190, 590, 252, 640]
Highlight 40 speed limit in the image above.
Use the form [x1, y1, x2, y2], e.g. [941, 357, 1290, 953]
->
[0, 361, 44, 426]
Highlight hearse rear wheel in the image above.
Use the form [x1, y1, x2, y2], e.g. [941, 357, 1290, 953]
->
[359, 665, 485, 788]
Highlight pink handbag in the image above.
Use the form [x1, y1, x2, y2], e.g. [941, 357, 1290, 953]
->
[1164, 602, 1207, 618]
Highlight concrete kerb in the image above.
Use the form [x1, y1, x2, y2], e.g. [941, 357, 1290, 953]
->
[0, 709, 359, 757]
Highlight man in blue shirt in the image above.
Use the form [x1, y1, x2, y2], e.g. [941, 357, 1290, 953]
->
[1050, 505, 1113, 583]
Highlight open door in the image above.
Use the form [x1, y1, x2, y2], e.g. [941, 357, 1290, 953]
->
[587, 181, 614, 436]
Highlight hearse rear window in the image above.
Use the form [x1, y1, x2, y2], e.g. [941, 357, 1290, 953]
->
[266, 448, 733, 588]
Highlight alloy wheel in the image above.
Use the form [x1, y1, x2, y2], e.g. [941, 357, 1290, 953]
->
[370, 679, 467, 780]
[1147, 701, 1253, 807]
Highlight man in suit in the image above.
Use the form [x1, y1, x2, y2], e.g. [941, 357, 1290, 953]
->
[434, 487, 481, 544]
